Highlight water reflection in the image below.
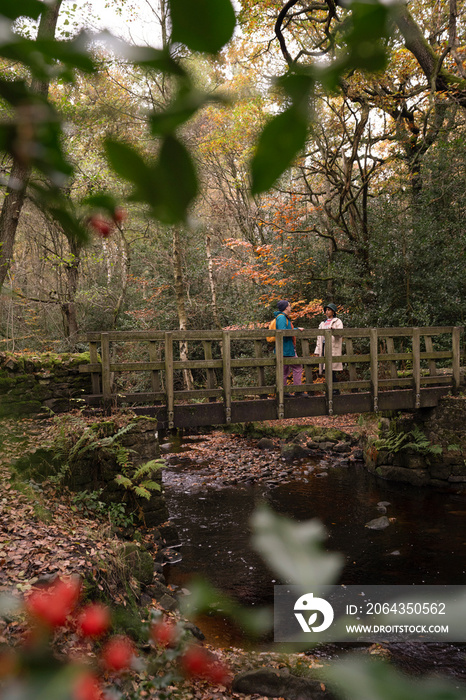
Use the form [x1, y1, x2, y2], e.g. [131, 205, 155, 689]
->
[164, 458, 466, 601]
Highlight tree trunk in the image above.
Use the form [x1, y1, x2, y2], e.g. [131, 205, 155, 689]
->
[172, 228, 194, 391]
[112, 229, 131, 329]
[205, 233, 221, 329]
[61, 235, 81, 348]
[0, 0, 64, 291]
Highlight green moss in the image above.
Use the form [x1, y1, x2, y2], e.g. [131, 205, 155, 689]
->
[0, 400, 43, 418]
[121, 543, 154, 586]
[0, 376, 18, 391]
[12, 447, 61, 481]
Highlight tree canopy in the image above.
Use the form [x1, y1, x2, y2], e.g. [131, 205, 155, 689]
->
[0, 0, 465, 351]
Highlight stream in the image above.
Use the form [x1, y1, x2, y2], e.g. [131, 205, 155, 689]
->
[160, 431, 466, 680]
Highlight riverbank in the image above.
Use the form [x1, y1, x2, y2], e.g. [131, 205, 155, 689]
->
[163, 413, 374, 487]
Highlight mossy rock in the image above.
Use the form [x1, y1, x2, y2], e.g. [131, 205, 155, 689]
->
[0, 376, 19, 392]
[300, 426, 350, 442]
[0, 400, 43, 419]
[120, 543, 154, 586]
[229, 422, 304, 440]
[12, 447, 61, 481]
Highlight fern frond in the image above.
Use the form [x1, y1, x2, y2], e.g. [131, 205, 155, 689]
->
[115, 475, 133, 488]
[134, 486, 151, 500]
[140, 480, 161, 492]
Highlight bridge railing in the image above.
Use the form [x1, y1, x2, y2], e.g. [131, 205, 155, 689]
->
[79, 326, 464, 426]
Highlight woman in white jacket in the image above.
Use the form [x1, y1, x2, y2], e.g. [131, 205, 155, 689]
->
[314, 303, 343, 394]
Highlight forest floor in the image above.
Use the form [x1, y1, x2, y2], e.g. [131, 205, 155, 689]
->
[0, 411, 379, 699]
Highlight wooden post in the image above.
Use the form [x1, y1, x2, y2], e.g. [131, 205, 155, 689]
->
[452, 326, 461, 394]
[412, 328, 421, 408]
[165, 332, 174, 429]
[101, 333, 111, 402]
[149, 341, 161, 397]
[324, 329, 333, 414]
[222, 331, 232, 423]
[385, 337, 398, 380]
[423, 335, 437, 377]
[370, 328, 379, 412]
[345, 338, 358, 383]
[301, 338, 313, 385]
[89, 341, 101, 395]
[203, 340, 217, 401]
[254, 339, 267, 399]
[275, 332, 284, 419]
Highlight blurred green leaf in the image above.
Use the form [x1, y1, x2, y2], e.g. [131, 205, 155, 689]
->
[251, 504, 344, 588]
[30, 185, 90, 244]
[130, 46, 187, 77]
[82, 193, 118, 213]
[346, 2, 390, 71]
[0, 0, 43, 21]
[150, 91, 207, 136]
[0, 36, 95, 82]
[180, 577, 272, 637]
[35, 35, 96, 73]
[150, 89, 228, 136]
[349, 2, 391, 43]
[324, 657, 466, 700]
[0, 78, 30, 105]
[150, 135, 198, 224]
[277, 71, 314, 107]
[0, 123, 15, 152]
[104, 139, 155, 202]
[169, 0, 236, 54]
[105, 136, 198, 224]
[251, 107, 308, 194]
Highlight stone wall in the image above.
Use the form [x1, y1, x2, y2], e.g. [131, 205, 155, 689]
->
[0, 351, 92, 417]
[364, 397, 466, 490]
[64, 417, 170, 528]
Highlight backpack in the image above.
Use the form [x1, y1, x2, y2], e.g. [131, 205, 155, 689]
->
[267, 313, 294, 343]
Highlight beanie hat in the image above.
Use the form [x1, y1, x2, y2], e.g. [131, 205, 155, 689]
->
[277, 300, 289, 312]
[324, 302, 338, 316]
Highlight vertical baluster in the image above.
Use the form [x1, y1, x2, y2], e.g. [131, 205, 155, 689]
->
[222, 331, 231, 423]
[301, 338, 313, 387]
[254, 339, 266, 399]
[345, 338, 357, 384]
[424, 335, 437, 377]
[203, 340, 217, 402]
[165, 332, 174, 428]
[89, 341, 101, 395]
[275, 332, 284, 418]
[370, 328, 379, 412]
[149, 340, 161, 400]
[385, 337, 398, 379]
[412, 328, 421, 408]
[101, 333, 111, 402]
[324, 329, 333, 414]
[452, 326, 461, 394]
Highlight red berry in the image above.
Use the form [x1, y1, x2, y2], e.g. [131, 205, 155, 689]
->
[26, 577, 81, 628]
[151, 618, 178, 648]
[89, 214, 113, 238]
[74, 672, 102, 700]
[112, 207, 127, 223]
[101, 636, 134, 672]
[77, 604, 110, 638]
[180, 646, 229, 684]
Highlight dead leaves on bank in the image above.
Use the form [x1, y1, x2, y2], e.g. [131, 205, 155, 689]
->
[0, 418, 118, 597]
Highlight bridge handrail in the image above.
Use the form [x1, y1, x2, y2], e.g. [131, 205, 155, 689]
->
[79, 325, 464, 426]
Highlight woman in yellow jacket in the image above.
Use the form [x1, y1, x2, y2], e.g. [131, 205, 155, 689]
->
[314, 303, 343, 394]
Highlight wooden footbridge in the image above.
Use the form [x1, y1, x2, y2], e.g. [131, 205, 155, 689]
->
[79, 326, 464, 429]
